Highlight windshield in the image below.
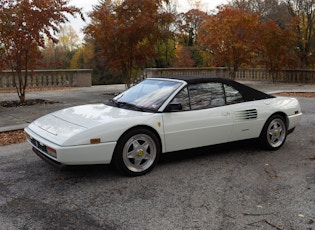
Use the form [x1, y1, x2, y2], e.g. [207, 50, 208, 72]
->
[110, 79, 182, 112]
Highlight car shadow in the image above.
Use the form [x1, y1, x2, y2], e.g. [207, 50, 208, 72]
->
[50, 163, 119, 178]
[159, 139, 259, 165]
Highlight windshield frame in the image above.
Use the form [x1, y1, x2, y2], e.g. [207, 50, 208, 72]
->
[107, 78, 185, 112]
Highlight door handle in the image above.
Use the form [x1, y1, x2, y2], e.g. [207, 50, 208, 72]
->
[222, 112, 230, 116]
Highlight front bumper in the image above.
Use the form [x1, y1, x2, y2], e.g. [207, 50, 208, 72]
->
[25, 127, 117, 165]
[287, 112, 303, 131]
[32, 147, 64, 168]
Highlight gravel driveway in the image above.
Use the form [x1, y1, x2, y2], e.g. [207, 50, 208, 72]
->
[0, 97, 314, 230]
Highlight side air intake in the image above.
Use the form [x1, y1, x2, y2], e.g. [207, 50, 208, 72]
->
[234, 109, 258, 121]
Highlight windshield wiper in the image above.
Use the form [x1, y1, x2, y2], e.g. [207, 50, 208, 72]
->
[118, 101, 144, 112]
[109, 99, 144, 112]
[108, 98, 119, 106]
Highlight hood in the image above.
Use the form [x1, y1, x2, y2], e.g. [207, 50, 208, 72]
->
[30, 104, 152, 144]
[51, 104, 148, 127]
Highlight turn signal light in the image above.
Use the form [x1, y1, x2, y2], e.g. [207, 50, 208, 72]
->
[46, 146, 57, 157]
[90, 138, 101, 144]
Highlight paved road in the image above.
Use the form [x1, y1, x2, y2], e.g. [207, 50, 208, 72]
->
[0, 97, 314, 229]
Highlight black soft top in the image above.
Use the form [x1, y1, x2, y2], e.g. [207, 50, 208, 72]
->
[154, 75, 274, 101]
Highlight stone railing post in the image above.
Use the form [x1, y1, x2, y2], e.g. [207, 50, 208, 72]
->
[74, 69, 92, 87]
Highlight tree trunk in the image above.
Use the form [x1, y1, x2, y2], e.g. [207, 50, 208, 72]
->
[19, 93, 26, 104]
[15, 71, 26, 104]
[228, 67, 237, 80]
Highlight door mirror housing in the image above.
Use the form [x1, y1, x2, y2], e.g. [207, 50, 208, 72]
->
[164, 102, 183, 112]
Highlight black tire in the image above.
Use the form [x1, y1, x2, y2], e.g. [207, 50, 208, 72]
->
[113, 128, 161, 176]
[259, 115, 287, 150]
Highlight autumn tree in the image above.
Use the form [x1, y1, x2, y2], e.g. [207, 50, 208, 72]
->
[40, 25, 80, 69]
[153, 2, 177, 67]
[154, 39, 176, 67]
[230, 0, 315, 68]
[258, 19, 299, 81]
[287, 0, 315, 68]
[70, 42, 95, 69]
[84, 0, 174, 86]
[176, 9, 208, 46]
[198, 6, 260, 79]
[230, 0, 292, 28]
[0, 0, 82, 103]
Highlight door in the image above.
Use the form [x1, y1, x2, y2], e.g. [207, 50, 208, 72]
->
[161, 82, 233, 153]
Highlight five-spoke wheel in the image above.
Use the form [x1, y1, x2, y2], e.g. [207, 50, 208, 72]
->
[113, 128, 161, 176]
[260, 115, 287, 150]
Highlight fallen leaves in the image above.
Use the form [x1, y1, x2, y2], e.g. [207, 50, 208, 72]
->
[0, 130, 26, 146]
[0, 99, 59, 107]
[264, 164, 279, 178]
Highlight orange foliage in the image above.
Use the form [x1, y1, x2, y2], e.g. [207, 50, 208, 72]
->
[198, 5, 300, 78]
[258, 18, 299, 73]
[173, 45, 195, 67]
[198, 6, 260, 78]
[84, 0, 174, 86]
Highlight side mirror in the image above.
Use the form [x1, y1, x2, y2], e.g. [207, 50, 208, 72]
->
[164, 102, 183, 112]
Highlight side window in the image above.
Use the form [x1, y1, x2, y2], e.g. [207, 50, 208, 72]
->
[189, 83, 211, 110]
[169, 82, 228, 111]
[171, 87, 190, 111]
[207, 83, 225, 107]
[224, 84, 244, 104]
[189, 83, 225, 110]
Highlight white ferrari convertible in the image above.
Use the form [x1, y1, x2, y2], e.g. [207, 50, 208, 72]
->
[25, 76, 302, 176]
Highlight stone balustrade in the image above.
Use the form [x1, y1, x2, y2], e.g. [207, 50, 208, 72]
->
[138, 67, 315, 84]
[142, 67, 227, 80]
[0, 69, 92, 89]
[236, 68, 315, 83]
[1, 68, 314, 90]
